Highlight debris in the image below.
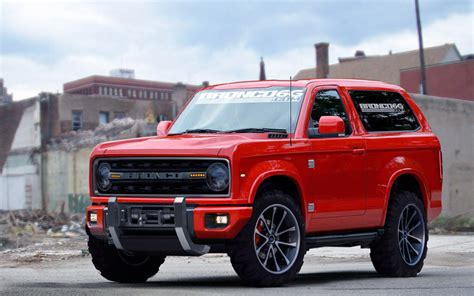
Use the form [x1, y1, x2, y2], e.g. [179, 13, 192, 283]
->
[47, 118, 155, 152]
[0, 209, 86, 252]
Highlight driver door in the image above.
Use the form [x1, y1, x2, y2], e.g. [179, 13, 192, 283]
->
[307, 88, 367, 231]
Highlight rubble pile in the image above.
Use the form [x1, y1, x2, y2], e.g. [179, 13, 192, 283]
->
[0, 209, 86, 251]
[47, 118, 149, 151]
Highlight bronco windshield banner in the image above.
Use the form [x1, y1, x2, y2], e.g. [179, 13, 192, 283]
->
[195, 87, 305, 104]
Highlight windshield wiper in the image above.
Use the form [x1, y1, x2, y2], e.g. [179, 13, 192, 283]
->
[170, 128, 223, 135]
[224, 128, 288, 134]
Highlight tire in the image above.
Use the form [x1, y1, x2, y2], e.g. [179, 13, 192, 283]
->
[370, 191, 428, 277]
[227, 189, 306, 287]
[87, 232, 165, 283]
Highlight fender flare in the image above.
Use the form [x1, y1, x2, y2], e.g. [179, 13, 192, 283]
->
[380, 168, 430, 225]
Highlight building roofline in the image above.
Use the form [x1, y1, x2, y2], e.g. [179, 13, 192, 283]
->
[63, 75, 202, 91]
[296, 43, 459, 76]
[400, 57, 474, 72]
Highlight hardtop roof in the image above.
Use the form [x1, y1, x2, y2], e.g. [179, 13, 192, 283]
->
[208, 78, 403, 91]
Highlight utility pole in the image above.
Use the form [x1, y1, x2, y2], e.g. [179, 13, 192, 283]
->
[415, 0, 427, 95]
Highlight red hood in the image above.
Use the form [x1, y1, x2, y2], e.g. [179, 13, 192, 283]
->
[94, 134, 267, 157]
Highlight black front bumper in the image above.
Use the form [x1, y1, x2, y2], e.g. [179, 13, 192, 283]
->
[105, 197, 210, 256]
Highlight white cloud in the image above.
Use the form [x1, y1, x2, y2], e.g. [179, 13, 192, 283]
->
[1, 3, 473, 100]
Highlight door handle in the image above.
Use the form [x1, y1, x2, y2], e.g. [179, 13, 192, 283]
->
[352, 148, 365, 155]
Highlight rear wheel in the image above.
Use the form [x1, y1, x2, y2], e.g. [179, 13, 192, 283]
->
[370, 191, 428, 277]
[88, 232, 165, 283]
[227, 190, 306, 286]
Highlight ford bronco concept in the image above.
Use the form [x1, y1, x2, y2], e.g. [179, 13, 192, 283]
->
[86, 79, 442, 286]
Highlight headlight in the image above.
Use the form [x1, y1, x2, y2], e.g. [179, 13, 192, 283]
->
[206, 162, 229, 192]
[97, 163, 111, 191]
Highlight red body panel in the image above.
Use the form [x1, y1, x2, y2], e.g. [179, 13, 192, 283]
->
[87, 79, 442, 240]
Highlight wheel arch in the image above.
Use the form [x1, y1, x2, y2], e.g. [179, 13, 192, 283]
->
[381, 169, 429, 225]
[249, 173, 306, 219]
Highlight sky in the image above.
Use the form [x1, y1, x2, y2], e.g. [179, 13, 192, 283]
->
[1, 0, 473, 100]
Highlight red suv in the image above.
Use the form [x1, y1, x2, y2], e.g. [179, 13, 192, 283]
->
[86, 79, 442, 286]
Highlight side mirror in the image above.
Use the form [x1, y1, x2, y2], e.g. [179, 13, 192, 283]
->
[318, 116, 345, 136]
[156, 120, 172, 137]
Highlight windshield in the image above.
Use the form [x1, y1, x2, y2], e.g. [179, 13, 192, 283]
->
[169, 86, 306, 134]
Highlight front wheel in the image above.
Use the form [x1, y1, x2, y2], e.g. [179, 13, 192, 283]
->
[88, 232, 165, 283]
[370, 191, 428, 277]
[227, 190, 306, 286]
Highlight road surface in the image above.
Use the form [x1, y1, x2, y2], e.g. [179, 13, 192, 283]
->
[1, 234, 473, 295]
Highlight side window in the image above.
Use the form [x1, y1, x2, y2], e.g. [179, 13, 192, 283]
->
[309, 90, 352, 135]
[349, 91, 420, 132]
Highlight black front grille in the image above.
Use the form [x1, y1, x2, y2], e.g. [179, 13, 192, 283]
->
[93, 158, 230, 196]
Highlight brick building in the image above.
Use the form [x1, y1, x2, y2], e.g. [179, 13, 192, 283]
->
[400, 58, 474, 101]
[294, 43, 474, 101]
[63, 75, 203, 109]
[60, 73, 209, 133]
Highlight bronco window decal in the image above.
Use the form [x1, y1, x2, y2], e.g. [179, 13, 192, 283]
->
[359, 103, 405, 113]
[195, 89, 305, 104]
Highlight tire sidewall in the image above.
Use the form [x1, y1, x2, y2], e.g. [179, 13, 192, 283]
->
[230, 190, 306, 285]
[394, 195, 428, 274]
[379, 191, 428, 276]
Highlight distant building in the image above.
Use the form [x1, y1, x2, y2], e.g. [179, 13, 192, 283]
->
[294, 43, 462, 86]
[0, 79, 13, 105]
[42, 93, 174, 135]
[294, 43, 474, 101]
[63, 74, 203, 110]
[0, 97, 41, 210]
[400, 58, 474, 101]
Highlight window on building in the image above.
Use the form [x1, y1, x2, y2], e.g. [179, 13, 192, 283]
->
[119, 89, 123, 96]
[160, 92, 164, 100]
[309, 90, 352, 135]
[128, 89, 132, 96]
[99, 111, 109, 125]
[99, 86, 103, 95]
[349, 90, 420, 132]
[133, 90, 137, 97]
[72, 110, 83, 131]
[114, 112, 126, 120]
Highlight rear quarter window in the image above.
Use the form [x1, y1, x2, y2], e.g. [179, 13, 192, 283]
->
[348, 90, 420, 132]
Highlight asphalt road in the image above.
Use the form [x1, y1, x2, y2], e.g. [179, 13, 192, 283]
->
[1, 235, 473, 296]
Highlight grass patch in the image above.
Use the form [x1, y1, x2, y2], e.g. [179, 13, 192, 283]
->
[429, 214, 474, 233]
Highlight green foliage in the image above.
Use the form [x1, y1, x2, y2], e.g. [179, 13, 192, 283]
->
[429, 214, 474, 233]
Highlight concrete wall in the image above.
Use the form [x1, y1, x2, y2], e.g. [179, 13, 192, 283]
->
[411, 94, 474, 217]
[43, 147, 92, 213]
